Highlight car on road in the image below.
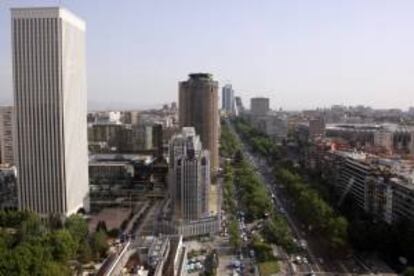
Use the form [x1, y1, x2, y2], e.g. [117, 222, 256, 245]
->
[231, 260, 241, 269]
[299, 239, 307, 249]
[232, 269, 241, 276]
[294, 256, 302, 264]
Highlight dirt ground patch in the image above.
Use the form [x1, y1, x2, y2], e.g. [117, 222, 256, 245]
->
[88, 207, 131, 232]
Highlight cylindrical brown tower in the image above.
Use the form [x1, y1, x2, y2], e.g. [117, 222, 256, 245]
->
[179, 73, 219, 172]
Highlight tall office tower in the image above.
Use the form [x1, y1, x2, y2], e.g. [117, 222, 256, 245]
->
[152, 124, 163, 158]
[221, 84, 235, 114]
[0, 106, 14, 165]
[11, 7, 88, 216]
[234, 96, 244, 116]
[169, 127, 210, 220]
[250, 97, 270, 116]
[179, 73, 219, 172]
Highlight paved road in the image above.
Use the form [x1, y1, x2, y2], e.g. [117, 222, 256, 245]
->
[226, 119, 317, 274]
[98, 201, 162, 276]
[225, 119, 379, 275]
[132, 199, 164, 240]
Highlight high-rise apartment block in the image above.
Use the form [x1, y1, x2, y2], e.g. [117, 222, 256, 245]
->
[222, 84, 235, 114]
[179, 73, 219, 172]
[11, 7, 89, 216]
[250, 97, 270, 116]
[0, 106, 14, 165]
[169, 127, 210, 221]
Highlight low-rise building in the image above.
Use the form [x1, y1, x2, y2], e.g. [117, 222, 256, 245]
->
[133, 235, 187, 276]
[89, 161, 134, 180]
[88, 123, 155, 153]
[251, 114, 288, 140]
[158, 216, 220, 238]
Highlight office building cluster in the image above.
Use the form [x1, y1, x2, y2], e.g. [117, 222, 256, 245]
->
[87, 105, 177, 155]
[1, 6, 221, 266]
[158, 74, 221, 237]
[1, 4, 413, 276]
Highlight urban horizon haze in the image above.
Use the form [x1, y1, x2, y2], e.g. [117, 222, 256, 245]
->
[1, 0, 414, 110]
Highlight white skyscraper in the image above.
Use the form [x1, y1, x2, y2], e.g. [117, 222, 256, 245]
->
[11, 7, 89, 216]
[221, 84, 235, 114]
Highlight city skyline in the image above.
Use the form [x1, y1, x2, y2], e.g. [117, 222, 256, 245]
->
[1, 2, 414, 275]
[1, 0, 414, 110]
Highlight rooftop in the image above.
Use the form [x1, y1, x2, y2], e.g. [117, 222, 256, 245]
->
[326, 123, 414, 132]
[332, 149, 414, 188]
[11, 6, 85, 30]
[188, 73, 213, 80]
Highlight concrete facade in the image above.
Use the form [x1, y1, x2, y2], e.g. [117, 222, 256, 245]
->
[169, 127, 210, 221]
[250, 114, 288, 140]
[250, 97, 270, 116]
[12, 7, 89, 216]
[179, 73, 219, 172]
[309, 117, 326, 139]
[307, 148, 414, 224]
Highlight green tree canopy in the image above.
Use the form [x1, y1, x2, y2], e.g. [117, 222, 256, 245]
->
[91, 230, 109, 259]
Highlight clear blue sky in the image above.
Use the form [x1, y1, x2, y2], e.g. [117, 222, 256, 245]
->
[1, 0, 414, 110]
